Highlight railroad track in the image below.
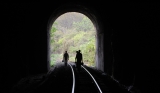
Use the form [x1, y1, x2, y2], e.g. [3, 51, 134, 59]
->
[68, 63, 103, 93]
[30, 62, 109, 93]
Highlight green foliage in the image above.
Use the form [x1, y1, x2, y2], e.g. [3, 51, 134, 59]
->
[50, 54, 58, 67]
[50, 22, 57, 43]
[73, 16, 94, 31]
[50, 12, 96, 67]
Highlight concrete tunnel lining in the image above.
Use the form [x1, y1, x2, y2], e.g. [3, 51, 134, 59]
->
[47, 3, 104, 72]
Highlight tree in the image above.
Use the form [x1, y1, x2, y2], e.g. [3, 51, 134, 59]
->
[73, 16, 94, 31]
[50, 12, 96, 67]
[50, 22, 57, 54]
[50, 22, 57, 43]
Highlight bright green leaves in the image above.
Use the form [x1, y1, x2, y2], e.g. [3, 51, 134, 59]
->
[50, 12, 96, 67]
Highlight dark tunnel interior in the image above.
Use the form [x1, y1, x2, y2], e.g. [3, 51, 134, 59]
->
[1, 2, 160, 93]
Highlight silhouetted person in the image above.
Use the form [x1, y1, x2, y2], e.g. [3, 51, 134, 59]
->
[75, 51, 78, 66]
[63, 51, 69, 66]
[75, 50, 83, 72]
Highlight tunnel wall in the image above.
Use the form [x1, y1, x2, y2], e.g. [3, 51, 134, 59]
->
[1, 2, 160, 93]
[105, 3, 160, 93]
[1, 3, 50, 91]
[96, 32, 104, 71]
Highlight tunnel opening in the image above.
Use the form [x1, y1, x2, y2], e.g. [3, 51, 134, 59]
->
[47, 3, 104, 72]
[49, 12, 96, 67]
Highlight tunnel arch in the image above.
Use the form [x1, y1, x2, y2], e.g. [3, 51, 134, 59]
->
[47, 3, 104, 71]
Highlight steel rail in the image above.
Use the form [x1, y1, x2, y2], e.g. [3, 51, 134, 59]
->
[68, 63, 75, 93]
[81, 65, 103, 93]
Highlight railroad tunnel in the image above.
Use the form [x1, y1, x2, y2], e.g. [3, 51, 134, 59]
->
[47, 5, 104, 71]
[1, 2, 160, 93]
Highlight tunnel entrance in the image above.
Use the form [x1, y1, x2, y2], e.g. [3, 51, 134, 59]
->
[49, 12, 96, 67]
[47, 3, 104, 72]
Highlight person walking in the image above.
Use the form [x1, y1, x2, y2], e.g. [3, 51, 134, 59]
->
[75, 50, 83, 72]
[63, 51, 69, 66]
